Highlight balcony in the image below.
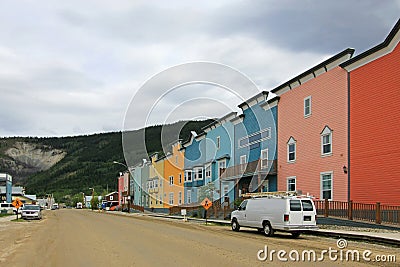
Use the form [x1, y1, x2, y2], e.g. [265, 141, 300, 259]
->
[220, 159, 277, 181]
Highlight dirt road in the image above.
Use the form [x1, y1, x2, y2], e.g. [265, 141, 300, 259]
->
[0, 209, 398, 266]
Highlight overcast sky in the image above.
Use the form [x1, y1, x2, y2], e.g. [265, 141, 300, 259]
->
[1, 0, 399, 137]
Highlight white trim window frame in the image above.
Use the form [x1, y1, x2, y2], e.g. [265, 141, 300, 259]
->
[179, 173, 182, 184]
[218, 159, 226, 178]
[187, 190, 191, 204]
[178, 191, 182, 205]
[240, 155, 247, 172]
[169, 192, 174, 205]
[205, 164, 211, 179]
[261, 148, 268, 169]
[287, 137, 296, 162]
[216, 136, 221, 150]
[321, 127, 332, 156]
[320, 171, 333, 200]
[304, 96, 312, 117]
[184, 170, 192, 182]
[287, 176, 296, 192]
[169, 175, 174, 186]
[194, 167, 203, 181]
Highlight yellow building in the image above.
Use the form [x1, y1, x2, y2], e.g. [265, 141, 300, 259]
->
[163, 142, 184, 208]
[148, 153, 164, 210]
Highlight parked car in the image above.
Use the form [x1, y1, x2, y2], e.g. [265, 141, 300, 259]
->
[21, 205, 42, 220]
[0, 202, 23, 214]
[231, 194, 318, 238]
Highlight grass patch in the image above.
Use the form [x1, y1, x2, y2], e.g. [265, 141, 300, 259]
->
[0, 213, 13, 217]
[11, 218, 26, 222]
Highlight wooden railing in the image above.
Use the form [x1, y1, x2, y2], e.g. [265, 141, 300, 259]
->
[169, 199, 234, 219]
[314, 200, 400, 225]
[220, 159, 277, 180]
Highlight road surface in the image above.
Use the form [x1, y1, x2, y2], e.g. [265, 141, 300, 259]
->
[0, 209, 398, 266]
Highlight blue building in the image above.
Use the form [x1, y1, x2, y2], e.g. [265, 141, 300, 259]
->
[226, 92, 278, 198]
[0, 173, 12, 203]
[182, 131, 206, 204]
[202, 112, 237, 206]
[132, 163, 143, 206]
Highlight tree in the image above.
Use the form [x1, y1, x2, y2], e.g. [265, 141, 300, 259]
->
[198, 182, 215, 202]
[91, 195, 100, 210]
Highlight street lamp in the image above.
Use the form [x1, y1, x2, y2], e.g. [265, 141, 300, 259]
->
[113, 161, 131, 213]
[89, 188, 95, 210]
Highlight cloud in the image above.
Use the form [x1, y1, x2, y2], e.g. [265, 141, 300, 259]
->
[0, 1, 397, 137]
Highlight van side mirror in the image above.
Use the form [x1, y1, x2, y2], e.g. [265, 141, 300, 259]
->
[238, 206, 242, 211]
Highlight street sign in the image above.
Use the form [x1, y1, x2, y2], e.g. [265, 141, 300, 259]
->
[201, 197, 212, 210]
[12, 198, 23, 209]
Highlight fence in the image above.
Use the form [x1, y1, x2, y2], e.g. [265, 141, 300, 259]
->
[169, 200, 234, 219]
[314, 200, 400, 225]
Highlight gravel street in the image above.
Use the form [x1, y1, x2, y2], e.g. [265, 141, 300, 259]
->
[0, 209, 398, 266]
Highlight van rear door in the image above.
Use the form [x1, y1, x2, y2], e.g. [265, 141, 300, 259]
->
[301, 199, 316, 226]
[289, 200, 303, 226]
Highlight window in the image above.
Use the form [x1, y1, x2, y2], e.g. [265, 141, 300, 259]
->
[185, 170, 192, 182]
[302, 200, 314, 211]
[169, 175, 174, 186]
[287, 177, 296, 191]
[175, 156, 178, 164]
[239, 200, 248, 210]
[205, 165, 211, 178]
[178, 191, 182, 205]
[261, 149, 268, 169]
[187, 190, 191, 204]
[240, 155, 247, 172]
[155, 180, 158, 188]
[223, 185, 229, 197]
[290, 200, 302, 211]
[179, 173, 182, 184]
[218, 160, 226, 178]
[238, 128, 271, 148]
[287, 137, 296, 162]
[169, 193, 174, 205]
[216, 136, 221, 150]
[110, 196, 113, 201]
[304, 96, 311, 117]
[194, 167, 203, 180]
[321, 172, 333, 200]
[321, 126, 332, 156]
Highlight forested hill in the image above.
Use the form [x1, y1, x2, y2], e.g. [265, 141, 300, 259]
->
[0, 120, 213, 201]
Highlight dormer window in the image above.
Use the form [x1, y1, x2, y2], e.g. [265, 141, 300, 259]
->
[321, 126, 332, 156]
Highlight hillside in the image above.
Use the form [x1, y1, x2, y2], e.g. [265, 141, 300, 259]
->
[0, 120, 213, 201]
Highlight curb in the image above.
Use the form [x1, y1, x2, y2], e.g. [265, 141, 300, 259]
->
[305, 230, 400, 248]
[100, 211, 400, 247]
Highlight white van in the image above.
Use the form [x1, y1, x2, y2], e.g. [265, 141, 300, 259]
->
[231, 194, 318, 238]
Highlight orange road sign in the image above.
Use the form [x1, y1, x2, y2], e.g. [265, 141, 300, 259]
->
[201, 197, 212, 210]
[12, 198, 23, 209]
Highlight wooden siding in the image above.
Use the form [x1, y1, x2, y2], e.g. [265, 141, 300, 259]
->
[277, 67, 348, 201]
[349, 43, 400, 205]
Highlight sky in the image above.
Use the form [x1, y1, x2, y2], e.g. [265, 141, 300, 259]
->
[0, 0, 399, 137]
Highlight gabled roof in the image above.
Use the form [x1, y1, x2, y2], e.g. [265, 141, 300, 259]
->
[340, 19, 400, 71]
[201, 112, 237, 132]
[238, 91, 269, 110]
[271, 48, 354, 96]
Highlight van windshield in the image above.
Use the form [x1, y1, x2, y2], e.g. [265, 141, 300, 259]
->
[290, 200, 301, 211]
[301, 200, 314, 211]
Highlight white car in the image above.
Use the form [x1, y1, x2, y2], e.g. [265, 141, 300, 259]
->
[21, 205, 42, 220]
[231, 194, 318, 238]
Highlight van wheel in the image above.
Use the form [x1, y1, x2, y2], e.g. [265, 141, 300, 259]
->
[231, 219, 240, 232]
[263, 222, 274, 237]
[291, 232, 301, 238]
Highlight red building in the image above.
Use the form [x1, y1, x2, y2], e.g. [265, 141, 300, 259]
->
[341, 19, 400, 205]
[272, 49, 353, 201]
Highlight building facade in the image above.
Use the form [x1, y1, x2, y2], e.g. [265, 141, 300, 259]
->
[163, 142, 185, 207]
[341, 19, 400, 205]
[273, 49, 354, 201]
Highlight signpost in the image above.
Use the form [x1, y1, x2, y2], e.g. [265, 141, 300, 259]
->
[201, 197, 212, 225]
[181, 209, 187, 222]
[12, 198, 23, 220]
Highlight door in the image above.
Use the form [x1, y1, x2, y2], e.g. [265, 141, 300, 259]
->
[288, 200, 303, 226]
[301, 199, 316, 226]
[235, 200, 248, 225]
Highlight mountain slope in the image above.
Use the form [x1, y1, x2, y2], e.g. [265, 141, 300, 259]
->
[0, 120, 213, 200]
